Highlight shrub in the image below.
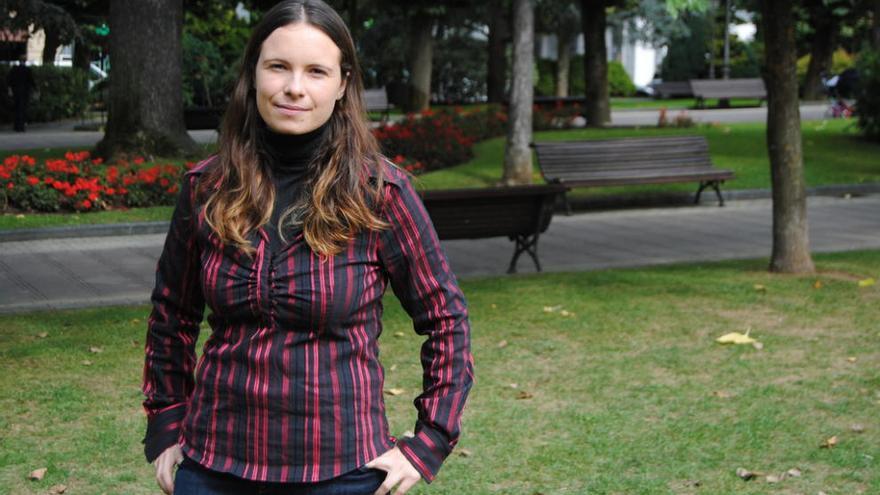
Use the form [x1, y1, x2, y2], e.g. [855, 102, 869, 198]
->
[607, 60, 637, 97]
[855, 49, 880, 141]
[373, 109, 475, 171]
[797, 49, 856, 87]
[0, 65, 89, 124]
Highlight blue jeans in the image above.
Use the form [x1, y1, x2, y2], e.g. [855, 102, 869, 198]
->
[173, 457, 387, 495]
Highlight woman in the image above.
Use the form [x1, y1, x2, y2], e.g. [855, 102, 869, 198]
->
[141, 2, 474, 494]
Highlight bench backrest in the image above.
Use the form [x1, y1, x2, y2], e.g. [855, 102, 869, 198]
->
[533, 136, 714, 180]
[363, 87, 390, 112]
[420, 185, 566, 240]
[653, 81, 693, 98]
[690, 78, 766, 99]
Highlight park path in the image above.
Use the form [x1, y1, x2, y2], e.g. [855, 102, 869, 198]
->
[1, 193, 877, 313]
[0, 104, 828, 152]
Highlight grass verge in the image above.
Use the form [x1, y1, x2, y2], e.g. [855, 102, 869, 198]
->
[0, 250, 878, 494]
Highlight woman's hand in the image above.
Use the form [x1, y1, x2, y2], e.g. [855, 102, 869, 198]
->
[153, 444, 183, 495]
[365, 446, 422, 495]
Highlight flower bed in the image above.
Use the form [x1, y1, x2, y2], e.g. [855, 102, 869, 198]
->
[1, 152, 188, 213]
[373, 103, 583, 173]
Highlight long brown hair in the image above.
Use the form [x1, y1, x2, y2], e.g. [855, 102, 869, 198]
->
[198, 0, 389, 257]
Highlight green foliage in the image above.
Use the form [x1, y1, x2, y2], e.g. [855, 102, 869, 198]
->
[796, 49, 857, 85]
[432, 26, 488, 103]
[607, 60, 636, 97]
[181, 5, 252, 108]
[535, 59, 556, 97]
[660, 12, 711, 81]
[0, 65, 89, 124]
[855, 49, 880, 141]
[182, 32, 230, 108]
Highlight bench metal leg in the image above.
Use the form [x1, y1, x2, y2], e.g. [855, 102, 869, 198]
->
[562, 191, 572, 216]
[695, 180, 725, 207]
[508, 234, 541, 274]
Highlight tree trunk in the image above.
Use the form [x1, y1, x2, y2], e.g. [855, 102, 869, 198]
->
[502, 0, 534, 185]
[761, 0, 815, 274]
[802, 11, 837, 101]
[581, 0, 610, 127]
[407, 12, 434, 112]
[555, 32, 571, 97]
[487, 0, 510, 104]
[73, 40, 91, 71]
[97, 0, 196, 160]
[41, 29, 61, 66]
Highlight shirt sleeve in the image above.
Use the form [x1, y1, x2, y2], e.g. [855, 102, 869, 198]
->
[141, 173, 205, 463]
[377, 173, 475, 483]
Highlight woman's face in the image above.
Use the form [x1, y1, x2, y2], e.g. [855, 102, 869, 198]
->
[255, 23, 347, 135]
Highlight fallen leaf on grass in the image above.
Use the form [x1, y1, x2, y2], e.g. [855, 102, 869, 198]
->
[813, 280, 823, 289]
[765, 474, 783, 483]
[712, 390, 732, 399]
[851, 424, 865, 433]
[516, 391, 534, 400]
[15, 214, 25, 219]
[384, 388, 405, 396]
[37, 332, 48, 338]
[847, 356, 857, 363]
[753, 284, 767, 293]
[497, 340, 508, 348]
[542, 305, 562, 313]
[735, 467, 759, 481]
[716, 329, 757, 345]
[786, 468, 802, 477]
[81, 360, 92, 366]
[393, 331, 405, 338]
[456, 448, 473, 457]
[490, 304, 497, 309]
[389, 364, 397, 372]
[752, 341, 764, 350]
[820, 435, 838, 448]
[49, 484, 67, 494]
[89, 346, 103, 353]
[858, 278, 876, 288]
[28, 468, 47, 480]
[559, 310, 575, 317]
[508, 383, 519, 389]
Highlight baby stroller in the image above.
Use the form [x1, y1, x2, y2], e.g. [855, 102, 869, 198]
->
[821, 68, 858, 118]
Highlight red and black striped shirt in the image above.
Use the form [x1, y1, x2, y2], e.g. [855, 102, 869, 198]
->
[142, 156, 474, 484]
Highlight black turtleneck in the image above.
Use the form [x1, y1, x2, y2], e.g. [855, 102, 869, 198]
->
[261, 121, 328, 252]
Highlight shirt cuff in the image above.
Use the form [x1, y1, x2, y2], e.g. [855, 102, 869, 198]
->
[396, 428, 451, 484]
[142, 403, 187, 463]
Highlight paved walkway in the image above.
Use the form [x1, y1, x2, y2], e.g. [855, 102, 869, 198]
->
[0, 104, 828, 151]
[1, 194, 877, 313]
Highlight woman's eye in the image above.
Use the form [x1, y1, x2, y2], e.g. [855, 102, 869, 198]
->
[310, 68, 327, 75]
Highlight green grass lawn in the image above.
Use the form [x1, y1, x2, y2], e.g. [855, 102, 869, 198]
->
[2, 119, 878, 230]
[1, 251, 878, 494]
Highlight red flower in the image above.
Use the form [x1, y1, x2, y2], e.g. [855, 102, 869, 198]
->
[133, 156, 145, 165]
[6, 182, 13, 189]
[26, 176, 40, 186]
[392, 155, 406, 164]
[81, 199, 92, 209]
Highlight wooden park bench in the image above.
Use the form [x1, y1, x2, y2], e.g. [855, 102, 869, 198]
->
[364, 87, 393, 120]
[652, 81, 693, 99]
[689, 78, 766, 108]
[532, 135, 735, 215]
[420, 184, 567, 274]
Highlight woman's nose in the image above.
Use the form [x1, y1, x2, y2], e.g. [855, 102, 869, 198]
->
[284, 72, 305, 97]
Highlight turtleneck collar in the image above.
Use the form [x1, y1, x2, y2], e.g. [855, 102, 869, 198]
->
[260, 120, 329, 171]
